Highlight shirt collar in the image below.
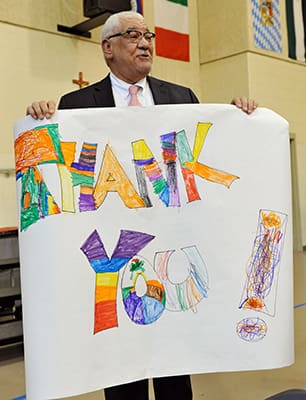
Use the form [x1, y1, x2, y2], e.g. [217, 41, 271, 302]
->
[110, 72, 147, 98]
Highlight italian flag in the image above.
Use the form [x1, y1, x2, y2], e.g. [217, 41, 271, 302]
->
[286, 0, 306, 61]
[154, 0, 190, 62]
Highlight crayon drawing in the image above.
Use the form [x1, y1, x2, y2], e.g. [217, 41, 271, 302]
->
[239, 209, 288, 316]
[176, 123, 239, 192]
[236, 317, 267, 342]
[154, 246, 209, 312]
[13, 105, 292, 399]
[15, 120, 240, 231]
[122, 256, 166, 325]
[14, 124, 63, 230]
[58, 141, 98, 213]
[94, 144, 145, 209]
[71, 142, 97, 212]
[81, 229, 155, 333]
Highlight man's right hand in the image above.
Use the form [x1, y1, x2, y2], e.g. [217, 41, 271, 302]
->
[26, 100, 56, 120]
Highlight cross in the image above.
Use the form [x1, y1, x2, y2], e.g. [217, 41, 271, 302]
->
[72, 72, 90, 88]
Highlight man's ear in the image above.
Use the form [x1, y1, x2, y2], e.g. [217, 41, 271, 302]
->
[102, 39, 112, 59]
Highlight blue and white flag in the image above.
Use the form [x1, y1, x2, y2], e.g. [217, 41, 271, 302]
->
[251, 0, 283, 52]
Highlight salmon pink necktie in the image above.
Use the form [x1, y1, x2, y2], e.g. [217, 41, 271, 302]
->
[128, 85, 142, 106]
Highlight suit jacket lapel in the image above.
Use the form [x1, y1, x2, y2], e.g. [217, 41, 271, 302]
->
[92, 74, 116, 107]
[92, 75, 170, 107]
[147, 76, 170, 105]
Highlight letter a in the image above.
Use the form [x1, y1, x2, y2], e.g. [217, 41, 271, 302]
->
[93, 144, 145, 209]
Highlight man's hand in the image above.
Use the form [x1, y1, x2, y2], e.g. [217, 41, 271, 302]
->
[231, 97, 258, 114]
[26, 100, 56, 120]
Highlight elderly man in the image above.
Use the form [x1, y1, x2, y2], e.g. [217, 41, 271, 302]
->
[26, 10, 258, 400]
[26, 11, 257, 118]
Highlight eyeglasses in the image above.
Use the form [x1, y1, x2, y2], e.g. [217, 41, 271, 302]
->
[107, 29, 155, 43]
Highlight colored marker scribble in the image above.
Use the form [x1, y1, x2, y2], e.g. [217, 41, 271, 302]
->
[94, 144, 145, 209]
[15, 124, 64, 231]
[122, 256, 166, 325]
[15, 124, 64, 170]
[176, 123, 239, 192]
[132, 139, 170, 206]
[15, 121, 241, 230]
[236, 317, 267, 342]
[160, 132, 180, 206]
[239, 209, 287, 316]
[20, 167, 61, 231]
[57, 142, 77, 213]
[70, 142, 97, 212]
[132, 124, 239, 207]
[57, 141, 98, 213]
[81, 229, 155, 333]
[154, 246, 209, 312]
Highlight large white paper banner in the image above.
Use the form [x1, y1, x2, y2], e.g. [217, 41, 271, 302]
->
[14, 104, 293, 400]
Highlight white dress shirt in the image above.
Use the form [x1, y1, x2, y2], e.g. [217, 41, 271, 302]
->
[110, 73, 155, 107]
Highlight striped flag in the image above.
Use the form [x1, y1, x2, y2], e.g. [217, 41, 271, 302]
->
[286, 0, 306, 61]
[154, 0, 190, 62]
[251, 0, 282, 53]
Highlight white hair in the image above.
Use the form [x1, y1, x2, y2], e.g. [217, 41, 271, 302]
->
[101, 11, 144, 42]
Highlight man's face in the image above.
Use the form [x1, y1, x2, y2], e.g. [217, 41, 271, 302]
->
[102, 17, 153, 83]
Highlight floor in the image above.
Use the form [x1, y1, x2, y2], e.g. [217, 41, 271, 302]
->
[1, 251, 306, 400]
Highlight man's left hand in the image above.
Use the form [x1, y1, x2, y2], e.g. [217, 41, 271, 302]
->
[231, 97, 258, 114]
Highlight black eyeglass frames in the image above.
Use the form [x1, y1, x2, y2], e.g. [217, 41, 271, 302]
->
[107, 29, 156, 43]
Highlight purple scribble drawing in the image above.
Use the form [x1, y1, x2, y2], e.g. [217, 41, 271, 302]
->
[236, 317, 267, 342]
[239, 209, 288, 316]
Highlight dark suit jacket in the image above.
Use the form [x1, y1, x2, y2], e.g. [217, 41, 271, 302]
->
[58, 74, 199, 109]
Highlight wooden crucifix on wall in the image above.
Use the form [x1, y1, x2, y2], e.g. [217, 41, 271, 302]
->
[72, 72, 90, 88]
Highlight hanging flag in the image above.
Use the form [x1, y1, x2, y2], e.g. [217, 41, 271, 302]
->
[251, 0, 282, 53]
[154, 0, 190, 62]
[131, 0, 143, 14]
[286, 0, 306, 61]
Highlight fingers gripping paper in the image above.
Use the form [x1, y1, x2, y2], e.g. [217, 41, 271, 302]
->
[14, 104, 293, 400]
